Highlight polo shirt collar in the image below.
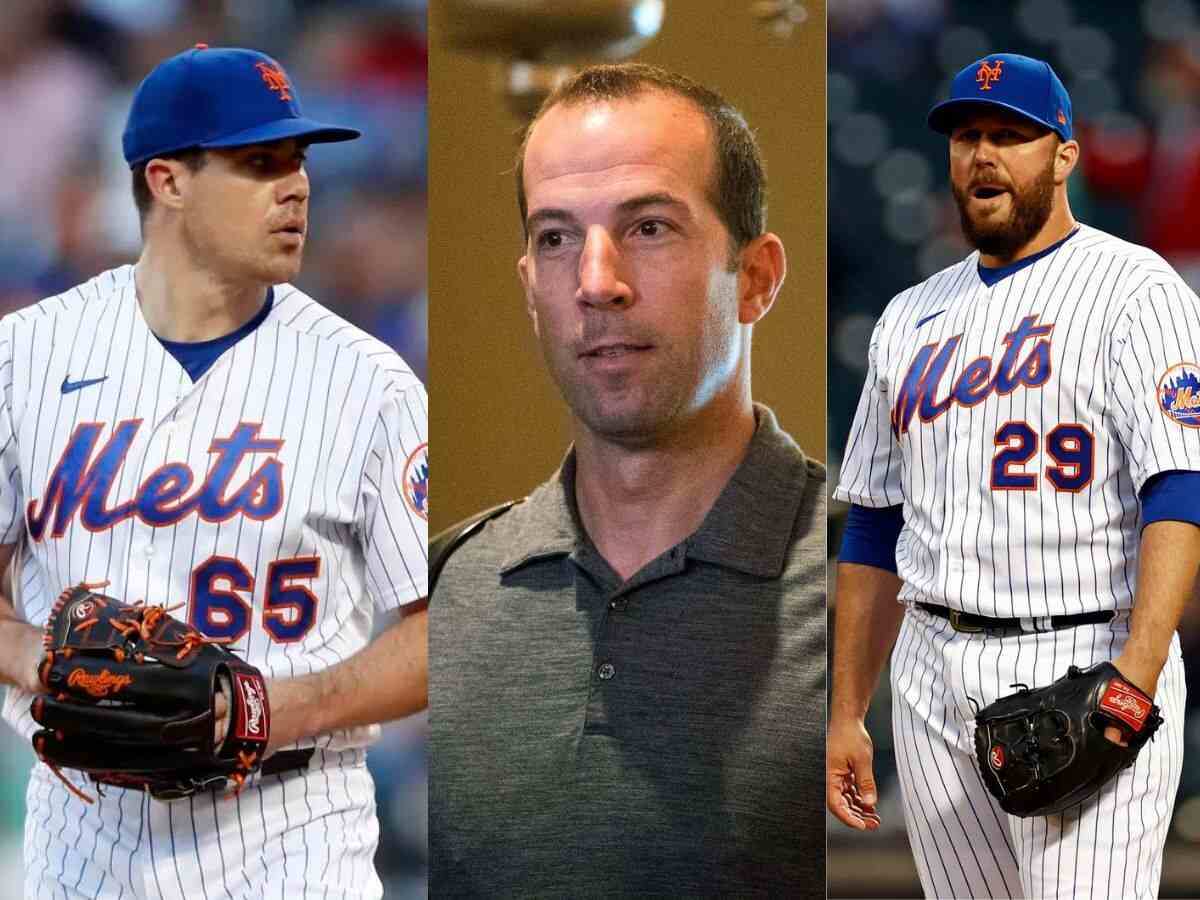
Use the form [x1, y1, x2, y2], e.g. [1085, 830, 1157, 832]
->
[499, 404, 808, 580]
[683, 404, 807, 578]
[497, 452, 583, 573]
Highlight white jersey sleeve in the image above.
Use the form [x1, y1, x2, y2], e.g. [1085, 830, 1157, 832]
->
[0, 316, 24, 543]
[0, 316, 34, 742]
[359, 380, 428, 611]
[833, 309, 905, 507]
[1108, 275, 1200, 491]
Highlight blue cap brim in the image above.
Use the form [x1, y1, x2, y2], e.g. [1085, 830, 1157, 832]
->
[928, 98, 1066, 140]
[198, 116, 361, 150]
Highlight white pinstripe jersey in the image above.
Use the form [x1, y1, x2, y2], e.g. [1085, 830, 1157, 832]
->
[0, 263, 428, 747]
[835, 225, 1200, 618]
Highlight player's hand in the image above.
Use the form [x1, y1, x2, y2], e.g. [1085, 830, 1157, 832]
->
[218, 676, 323, 757]
[214, 678, 300, 757]
[827, 716, 882, 831]
[213, 681, 229, 748]
[1104, 651, 1164, 747]
[23, 635, 48, 695]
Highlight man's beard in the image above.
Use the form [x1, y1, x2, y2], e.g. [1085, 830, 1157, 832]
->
[953, 158, 1055, 261]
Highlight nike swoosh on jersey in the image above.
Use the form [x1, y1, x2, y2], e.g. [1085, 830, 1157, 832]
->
[915, 309, 947, 328]
[61, 375, 108, 394]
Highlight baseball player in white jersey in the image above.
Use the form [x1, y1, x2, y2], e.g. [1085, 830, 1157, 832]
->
[828, 53, 1198, 898]
[0, 46, 428, 899]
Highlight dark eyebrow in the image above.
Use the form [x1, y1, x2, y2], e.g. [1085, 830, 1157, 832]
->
[525, 193, 693, 233]
[525, 208, 578, 233]
[615, 192, 692, 218]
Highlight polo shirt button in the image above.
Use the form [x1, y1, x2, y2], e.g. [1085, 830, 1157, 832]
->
[597, 662, 615, 681]
[608, 598, 626, 611]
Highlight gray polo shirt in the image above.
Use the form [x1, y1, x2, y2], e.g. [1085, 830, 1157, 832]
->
[430, 405, 826, 898]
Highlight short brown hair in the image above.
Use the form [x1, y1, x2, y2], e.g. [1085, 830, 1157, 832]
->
[131, 148, 208, 228]
[515, 64, 767, 254]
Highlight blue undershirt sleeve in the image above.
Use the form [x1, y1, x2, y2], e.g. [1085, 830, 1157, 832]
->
[839, 503, 904, 573]
[1139, 470, 1200, 529]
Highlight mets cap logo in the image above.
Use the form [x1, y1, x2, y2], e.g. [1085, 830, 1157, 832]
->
[976, 59, 1004, 91]
[403, 442, 428, 520]
[255, 61, 292, 101]
[1158, 363, 1200, 428]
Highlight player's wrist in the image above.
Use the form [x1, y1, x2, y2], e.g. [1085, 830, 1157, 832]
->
[1111, 650, 1166, 696]
[1, 619, 45, 694]
[829, 698, 871, 725]
[262, 676, 324, 754]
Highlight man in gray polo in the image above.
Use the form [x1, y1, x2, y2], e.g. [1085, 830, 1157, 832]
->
[429, 63, 825, 898]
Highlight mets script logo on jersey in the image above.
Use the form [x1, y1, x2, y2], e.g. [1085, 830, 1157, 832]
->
[1157, 363, 1200, 429]
[976, 59, 1004, 90]
[27, 421, 284, 541]
[891, 314, 1054, 437]
[403, 442, 428, 520]
[255, 61, 292, 101]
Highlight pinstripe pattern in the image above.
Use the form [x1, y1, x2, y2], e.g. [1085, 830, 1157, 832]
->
[22, 752, 382, 899]
[836, 225, 1195, 897]
[1, 266, 423, 898]
[835, 225, 1200, 619]
[892, 610, 1184, 900]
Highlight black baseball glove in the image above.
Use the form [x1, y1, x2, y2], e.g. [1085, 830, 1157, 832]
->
[974, 661, 1162, 818]
[30, 584, 271, 802]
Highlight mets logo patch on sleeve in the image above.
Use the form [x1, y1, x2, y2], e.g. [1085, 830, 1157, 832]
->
[403, 442, 428, 520]
[1158, 363, 1200, 428]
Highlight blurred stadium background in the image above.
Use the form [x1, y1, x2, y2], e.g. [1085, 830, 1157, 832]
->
[828, 1, 1200, 896]
[0, 0, 428, 897]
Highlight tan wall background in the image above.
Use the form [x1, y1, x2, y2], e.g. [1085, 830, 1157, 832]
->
[429, 1, 827, 531]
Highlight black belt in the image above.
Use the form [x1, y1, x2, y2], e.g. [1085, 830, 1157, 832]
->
[261, 748, 315, 778]
[917, 603, 1115, 635]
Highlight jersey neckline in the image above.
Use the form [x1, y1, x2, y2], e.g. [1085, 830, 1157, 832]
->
[976, 226, 1081, 287]
[155, 286, 275, 351]
[155, 286, 275, 382]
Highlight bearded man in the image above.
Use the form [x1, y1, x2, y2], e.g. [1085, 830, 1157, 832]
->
[829, 52, 1200, 899]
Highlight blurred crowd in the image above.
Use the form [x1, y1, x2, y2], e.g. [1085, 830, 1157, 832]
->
[0, 0, 428, 895]
[828, 1, 1200, 896]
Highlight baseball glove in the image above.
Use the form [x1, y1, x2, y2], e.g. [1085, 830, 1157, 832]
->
[30, 583, 271, 803]
[974, 661, 1162, 817]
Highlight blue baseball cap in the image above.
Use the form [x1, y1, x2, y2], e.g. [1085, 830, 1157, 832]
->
[123, 44, 360, 167]
[927, 52, 1072, 141]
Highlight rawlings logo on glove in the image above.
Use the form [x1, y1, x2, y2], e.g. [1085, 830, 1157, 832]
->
[1098, 681, 1152, 730]
[235, 672, 268, 740]
[66, 668, 132, 698]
